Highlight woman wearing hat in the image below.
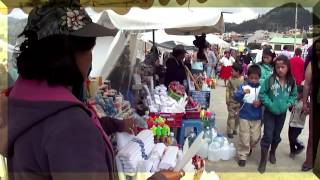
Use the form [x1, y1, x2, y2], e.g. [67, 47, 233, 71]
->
[219, 49, 235, 86]
[0, 2, 184, 180]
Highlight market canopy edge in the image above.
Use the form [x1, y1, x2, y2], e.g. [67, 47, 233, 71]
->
[1, 0, 318, 8]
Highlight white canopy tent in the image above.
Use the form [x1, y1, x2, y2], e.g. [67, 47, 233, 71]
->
[98, 7, 224, 35]
[139, 29, 230, 48]
[92, 7, 225, 79]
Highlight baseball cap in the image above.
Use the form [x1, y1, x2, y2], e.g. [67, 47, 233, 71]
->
[22, 2, 117, 40]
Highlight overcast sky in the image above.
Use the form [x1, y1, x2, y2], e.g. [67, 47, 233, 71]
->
[221, 7, 313, 24]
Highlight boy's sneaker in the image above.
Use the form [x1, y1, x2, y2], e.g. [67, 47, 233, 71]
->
[227, 133, 234, 138]
[238, 160, 246, 167]
[233, 130, 238, 135]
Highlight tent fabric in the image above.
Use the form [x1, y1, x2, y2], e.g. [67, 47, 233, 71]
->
[100, 7, 224, 35]
[139, 29, 229, 48]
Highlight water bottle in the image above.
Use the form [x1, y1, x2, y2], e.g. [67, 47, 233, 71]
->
[168, 132, 177, 146]
[188, 132, 197, 147]
[203, 126, 212, 143]
[229, 143, 236, 158]
[220, 140, 230, 160]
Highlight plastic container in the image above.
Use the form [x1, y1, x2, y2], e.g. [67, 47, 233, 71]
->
[149, 112, 184, 128]
[229, 143, 236, 158]
[168, 132, 178, 146]
[220, 140, 230, 161]
[187, 132, 197, 147]
[197, 141, 209, 159]
[211, 128, 217, 140]
[203, 126, 212, 143]
[208, 141, 221, 162]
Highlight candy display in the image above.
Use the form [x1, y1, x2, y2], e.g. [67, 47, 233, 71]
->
[168, 81, 186, 97]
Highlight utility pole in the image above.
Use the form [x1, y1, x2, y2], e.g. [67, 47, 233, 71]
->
[294, 3, 298, 49]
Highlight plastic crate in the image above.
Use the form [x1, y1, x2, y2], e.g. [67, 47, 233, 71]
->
[184, 111, 201, 119]
[149, 112, 184, 128]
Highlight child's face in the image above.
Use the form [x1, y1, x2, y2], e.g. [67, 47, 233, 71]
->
[262, 54, 273, 64]
[275, 60, 289, 78]
[248, 74, 260, 84]
[232, 69, 240, 77]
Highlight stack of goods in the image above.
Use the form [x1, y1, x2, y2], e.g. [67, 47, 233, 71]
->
[117, 130, 155, 173]
[116, 130, 183, 175]
[148, 85, 187, 113]
[90, 90, 133, 120]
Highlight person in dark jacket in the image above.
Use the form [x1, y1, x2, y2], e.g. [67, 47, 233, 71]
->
[0, 2, 184, 180]
[164, 45, 187, 87]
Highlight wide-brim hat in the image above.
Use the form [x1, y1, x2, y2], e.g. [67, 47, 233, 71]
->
[22, 3, 117, 40]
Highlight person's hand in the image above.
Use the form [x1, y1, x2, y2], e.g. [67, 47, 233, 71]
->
[252, 100, 261, 108]
[302, 102, 310, 114]
[149, 168, 185, 180]
[123, 117, 137, 135]
[244, 89, 250, 94]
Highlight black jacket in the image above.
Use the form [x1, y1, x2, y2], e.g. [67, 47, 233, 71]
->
[164, 56, 187, 87]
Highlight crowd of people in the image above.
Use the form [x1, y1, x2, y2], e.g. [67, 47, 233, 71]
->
[224, 38, 319, 173]
[0, 1, 319, 179]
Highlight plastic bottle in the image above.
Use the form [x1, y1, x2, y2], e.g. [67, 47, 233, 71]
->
[203, 126, 212, 143]
[211, 128, 217, 140]
[188, 132, 197, 147]
[208, 140, 221, 162]
[197, 140, 209, 159]
[220, 140, 230, 160]
[229, 143, 236, 158]
[168, 132, 177, 146]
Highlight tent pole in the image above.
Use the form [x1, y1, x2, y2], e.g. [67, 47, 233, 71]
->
[152, 29, 155, 47]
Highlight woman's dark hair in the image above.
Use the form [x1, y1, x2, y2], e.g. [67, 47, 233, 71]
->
[294, 48, 302, 56]
[247, 64, 261, 77]
[17, 31, 96, 89]
[272, 55, 295, 88]
[261, 47, 275, 65]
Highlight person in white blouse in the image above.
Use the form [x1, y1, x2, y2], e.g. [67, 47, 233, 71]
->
[219, 49, 236, 86]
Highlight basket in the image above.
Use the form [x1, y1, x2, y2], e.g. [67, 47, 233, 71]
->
[184, 111, 201, 119]
[149, 112, 184, 128]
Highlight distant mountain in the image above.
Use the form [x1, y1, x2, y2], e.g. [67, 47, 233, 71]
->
[225, 3, 320, 33]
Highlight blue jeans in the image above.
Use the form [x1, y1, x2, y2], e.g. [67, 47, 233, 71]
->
[205, 64, 215, 78]
[260, 110, 287, 150]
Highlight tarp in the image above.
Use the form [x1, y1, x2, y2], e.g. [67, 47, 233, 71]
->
[139, 29, 229, 48]
[98, 7, 225, 35]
